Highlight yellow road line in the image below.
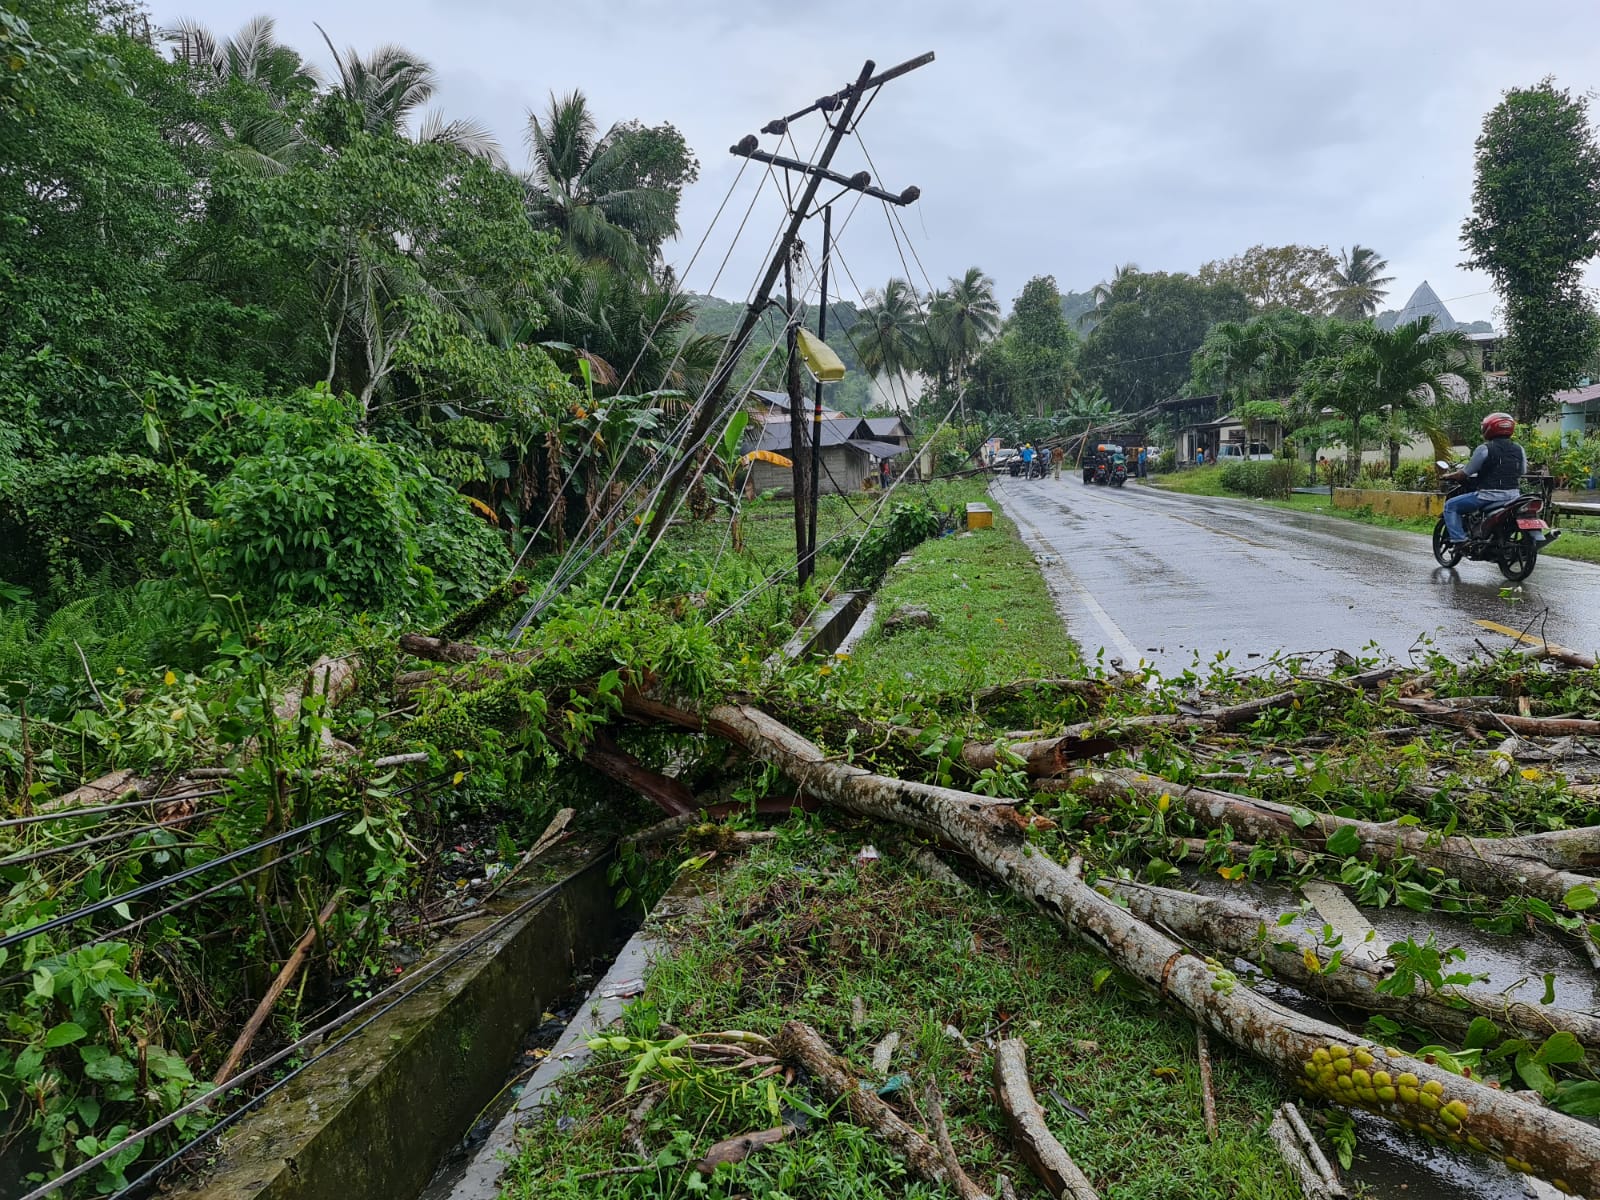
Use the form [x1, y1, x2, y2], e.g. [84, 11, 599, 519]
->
[1472, 619, 1577, 655]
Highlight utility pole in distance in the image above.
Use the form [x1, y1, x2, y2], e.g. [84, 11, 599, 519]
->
[642, 54, 932, 563]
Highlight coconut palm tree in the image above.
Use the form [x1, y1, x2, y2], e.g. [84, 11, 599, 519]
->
[1297, 315, 1483, 472]
[1327, 245, 1395, 321]
[524, 90, 679, 271]
[315, 26, 500, 161]
[926, 267, 999, 423]
[1079, 262, 1142, 328]
[164, 15, 320, 95]
[856, 278, 926, 412]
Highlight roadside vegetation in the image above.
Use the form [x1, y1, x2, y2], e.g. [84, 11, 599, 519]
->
[506, 829, 1300, 1200]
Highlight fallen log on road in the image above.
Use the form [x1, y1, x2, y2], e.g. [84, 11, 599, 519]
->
[1394, 698, 1600, 739]
[1081, 768, 1600, 913]
[671, 702, 1600, 1195]
[1101, 878, 1600, 1050]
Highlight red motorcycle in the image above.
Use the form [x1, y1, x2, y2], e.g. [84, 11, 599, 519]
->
[1431, 462, 1557, 580]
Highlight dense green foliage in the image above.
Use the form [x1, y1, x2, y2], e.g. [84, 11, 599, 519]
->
[1462, 79, 1600, 423]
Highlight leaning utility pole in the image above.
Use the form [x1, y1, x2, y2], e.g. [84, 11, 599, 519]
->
[642, 54, 932, 561]
[802, 202, 833, 587]
[784, 252, 810, 587]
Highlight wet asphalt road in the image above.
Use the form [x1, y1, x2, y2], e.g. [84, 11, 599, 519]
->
[992, 475, 1600, 674]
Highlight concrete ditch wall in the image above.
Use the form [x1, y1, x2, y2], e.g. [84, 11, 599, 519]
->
[193, 845, 623, 1200]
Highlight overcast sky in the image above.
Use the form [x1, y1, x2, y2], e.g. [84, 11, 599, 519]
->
[162, 0, 1600, 325]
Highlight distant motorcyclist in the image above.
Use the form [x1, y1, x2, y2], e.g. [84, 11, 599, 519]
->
[1443, 412, 1526, 547]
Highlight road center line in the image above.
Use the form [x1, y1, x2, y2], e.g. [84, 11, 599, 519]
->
[1471, 618, 1582, 657]
[1000, 494, 1145, 667]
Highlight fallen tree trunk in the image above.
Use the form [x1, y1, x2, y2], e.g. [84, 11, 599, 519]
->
[1101, 878, 1600, 1050]
[774, 1021, 989, 1200]
[581, 731, 695, 816]
[992, 1038, 1100, 1199]
[690, 703, 1600, 1195]
[1394, 698, 1600, 738]
[1081, 768, 1600, 912]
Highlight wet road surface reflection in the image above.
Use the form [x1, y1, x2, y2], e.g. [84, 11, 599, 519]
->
[994, 478, 1600, 673]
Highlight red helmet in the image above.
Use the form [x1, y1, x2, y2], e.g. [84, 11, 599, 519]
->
[1481, 412, 1515, 439]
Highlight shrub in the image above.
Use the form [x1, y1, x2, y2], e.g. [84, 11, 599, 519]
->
[202, 437, 426, 615]
[1390, 461, 1436, 492]
[1157, 448, 1177, 474]
[0, 453, 193, 595]
[841, 500, 944, 589]
[1218, 460, 1298, 499]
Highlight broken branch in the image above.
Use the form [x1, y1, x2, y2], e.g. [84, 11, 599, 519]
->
[992, 1038, 1100, 1199]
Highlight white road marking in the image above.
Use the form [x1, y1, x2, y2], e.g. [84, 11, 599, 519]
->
[1300, 881, 1385, 966]
[998, 490, 1145, 667]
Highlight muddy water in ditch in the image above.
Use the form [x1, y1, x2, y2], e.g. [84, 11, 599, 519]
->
[1190, 872, 1599, 1198]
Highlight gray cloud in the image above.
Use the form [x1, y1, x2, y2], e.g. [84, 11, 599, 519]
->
[163, 0, 1600, 323]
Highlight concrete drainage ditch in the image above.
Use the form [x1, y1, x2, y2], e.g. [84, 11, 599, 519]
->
[189, 844, 627, 1200]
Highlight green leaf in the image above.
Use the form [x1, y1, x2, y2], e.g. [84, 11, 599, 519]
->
[1463, 1017, 1500, 1051]
[1325, 825, 1361, 857]
[1552, 1080, 1600, 1117]
[1290, 808, 1315, 829]
[1542, 973, 1558, 1006]
[1563, 884, 1598, 912]
[1516, 1056, 1558, 1098]
[42, 1022, 87, 1049]
[142, 411, 161, 454]
[1536, 1030, 1585, 1066]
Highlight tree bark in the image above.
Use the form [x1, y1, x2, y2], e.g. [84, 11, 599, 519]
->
[1101, 878, 1600, 1049]
[700, 704, 1600, 1194]
[774, 1021, 989, 1200]
[581, 731, 695, 816]
[1392, 698, 1600, 738]
[992, 1039, 1100, 1199]
[1082, 768, 1600, 912]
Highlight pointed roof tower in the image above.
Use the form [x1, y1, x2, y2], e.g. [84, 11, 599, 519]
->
[1392, 281, 1458, 330]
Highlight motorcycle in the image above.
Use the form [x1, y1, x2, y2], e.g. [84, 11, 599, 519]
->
[1110, 461, 1128, 488]
[1092, 460, 1110, 486]
[1431, 461, 1558, 581]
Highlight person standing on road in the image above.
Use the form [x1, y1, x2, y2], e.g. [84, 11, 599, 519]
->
[1050, 444, 1063, 480]
[1136, 447, 1147, 477]
[1443, 412, 1527, 546]
[1020, 443, 1035, 479]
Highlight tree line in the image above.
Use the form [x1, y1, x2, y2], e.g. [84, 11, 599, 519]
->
[840, 78, 1600, 460]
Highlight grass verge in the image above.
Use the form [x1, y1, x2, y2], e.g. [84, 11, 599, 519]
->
[847, 487, 1081, 695]
[1147, 469, 1600, 564]
[504, 829, 1300, 1200]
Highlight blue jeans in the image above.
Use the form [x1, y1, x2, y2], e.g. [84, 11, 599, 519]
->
[1444, 492, 1499, 542]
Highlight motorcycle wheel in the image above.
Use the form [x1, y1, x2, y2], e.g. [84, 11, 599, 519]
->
[1498, 530, 1538, 581]
[1112, 476, 1125, 488]
[1431, 519, 1463, 567]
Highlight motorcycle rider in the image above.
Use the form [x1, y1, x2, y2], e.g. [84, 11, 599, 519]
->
[1443, 412, 1526, 547]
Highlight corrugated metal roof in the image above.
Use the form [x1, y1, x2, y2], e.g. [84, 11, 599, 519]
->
[1555, 382, 1600, 408]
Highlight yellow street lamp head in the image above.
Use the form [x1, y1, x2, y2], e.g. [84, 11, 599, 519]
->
[795, 328, 846, 383]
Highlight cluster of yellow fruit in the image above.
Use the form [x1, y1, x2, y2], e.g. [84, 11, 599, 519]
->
[1297, 1042, 1573, 1195]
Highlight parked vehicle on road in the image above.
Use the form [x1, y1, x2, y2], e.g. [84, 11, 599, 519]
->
[1431, 461, 1558, 580]
[1215, 442, 1276, 462]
